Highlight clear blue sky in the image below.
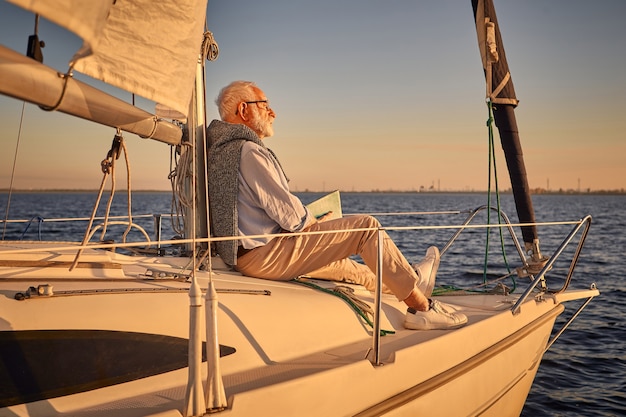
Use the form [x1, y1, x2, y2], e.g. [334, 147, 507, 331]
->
[1, 0, 625, 191]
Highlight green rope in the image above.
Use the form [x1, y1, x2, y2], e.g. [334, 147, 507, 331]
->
[293, 279, 395, 336]
[432, 285, 472, 295]
[485, 101, 516, 292]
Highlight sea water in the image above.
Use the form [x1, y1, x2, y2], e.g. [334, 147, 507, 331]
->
[1, 191, 624, 416]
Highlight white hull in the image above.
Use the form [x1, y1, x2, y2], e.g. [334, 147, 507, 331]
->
[0, 242, 597, 416]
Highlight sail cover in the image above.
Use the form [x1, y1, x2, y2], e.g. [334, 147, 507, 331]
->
[472, 0, 518, 106]
[472, 0, 538, 246]
[8, 0, 208, 117]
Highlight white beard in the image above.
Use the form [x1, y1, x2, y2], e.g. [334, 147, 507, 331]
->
[251, 116, 274, 138]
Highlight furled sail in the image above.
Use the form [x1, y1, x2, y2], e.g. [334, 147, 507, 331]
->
[472, 0, 540, 253]
[8, 0, 209, 117]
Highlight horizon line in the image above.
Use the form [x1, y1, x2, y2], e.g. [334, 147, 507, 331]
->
[2, 188, 625, 195]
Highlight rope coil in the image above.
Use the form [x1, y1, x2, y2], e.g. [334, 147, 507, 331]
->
[203, 31, 219, 62]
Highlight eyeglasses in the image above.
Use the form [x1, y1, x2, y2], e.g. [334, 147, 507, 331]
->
[245, 100, 269, 108]
[235, 100, 270, 115]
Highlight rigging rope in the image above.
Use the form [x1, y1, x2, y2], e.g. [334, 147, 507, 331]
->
[19, 216, 44, 241]
[1, 103, 27, 241]
[169, 142, 194, 236]
[70, 131, 142, 270]
[98, 130, 134, 244]
[484, 100, 515, 292]
[38, 67, 74, 112]
[164, 28, 218, 246]
[294, 278, 395, 336]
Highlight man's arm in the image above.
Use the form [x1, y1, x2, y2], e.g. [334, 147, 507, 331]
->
[239, 143, 315, 232]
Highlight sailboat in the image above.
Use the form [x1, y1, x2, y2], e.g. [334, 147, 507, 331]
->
[0, 0, 600, 416]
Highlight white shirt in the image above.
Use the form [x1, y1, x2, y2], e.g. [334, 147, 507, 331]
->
[237, 141, 314, 249]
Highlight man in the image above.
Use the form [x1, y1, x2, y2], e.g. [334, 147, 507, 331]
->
[207, 80, 466, 330]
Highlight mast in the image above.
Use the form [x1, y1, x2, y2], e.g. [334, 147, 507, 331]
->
[471, 0, 547, 271]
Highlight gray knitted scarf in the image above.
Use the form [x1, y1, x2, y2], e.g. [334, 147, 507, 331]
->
[206, 119, 287, 266]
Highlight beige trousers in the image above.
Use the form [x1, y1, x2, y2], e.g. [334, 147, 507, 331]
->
[235, 214, 419, 301]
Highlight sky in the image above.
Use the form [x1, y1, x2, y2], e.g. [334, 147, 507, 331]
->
[0, 0, 625, 192]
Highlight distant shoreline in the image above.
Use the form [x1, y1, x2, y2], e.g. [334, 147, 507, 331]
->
[2, 189, 625, 195]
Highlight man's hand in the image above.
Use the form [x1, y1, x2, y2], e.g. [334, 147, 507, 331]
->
[316, 211, 333, 222]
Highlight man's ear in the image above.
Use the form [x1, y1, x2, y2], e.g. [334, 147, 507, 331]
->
[238, 102, 248, 121]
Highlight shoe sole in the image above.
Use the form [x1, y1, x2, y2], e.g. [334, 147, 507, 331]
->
[404, 319, 467, 331]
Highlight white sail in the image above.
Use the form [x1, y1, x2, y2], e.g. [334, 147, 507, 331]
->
[7, 0, 112, 55]
[8, 0, 208, 116]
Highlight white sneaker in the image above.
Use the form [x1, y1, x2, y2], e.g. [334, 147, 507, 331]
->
[411, 246, 440, 297]
[404, 299, 468, 330]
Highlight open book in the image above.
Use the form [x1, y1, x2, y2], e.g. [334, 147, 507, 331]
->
[305, 190, 342, 220]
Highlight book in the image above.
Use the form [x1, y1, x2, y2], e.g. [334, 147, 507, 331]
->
[305, 190, 342, 220]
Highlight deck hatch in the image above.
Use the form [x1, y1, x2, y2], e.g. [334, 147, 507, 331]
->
[0, 329, 235, 407]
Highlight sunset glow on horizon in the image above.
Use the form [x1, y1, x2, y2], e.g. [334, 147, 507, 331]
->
[1, 0, 624, 193]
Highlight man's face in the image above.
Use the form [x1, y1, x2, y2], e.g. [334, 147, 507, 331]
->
[246, 88, 275, 139]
